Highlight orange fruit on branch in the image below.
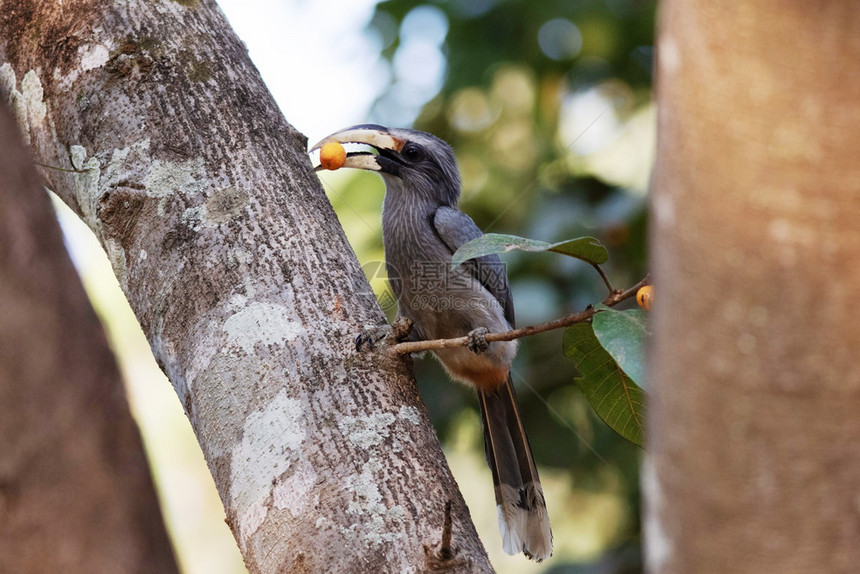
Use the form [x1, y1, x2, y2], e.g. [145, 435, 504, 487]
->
[636, 285, 653, 311]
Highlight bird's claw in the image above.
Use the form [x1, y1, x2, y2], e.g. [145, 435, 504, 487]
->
[356, 325, 392, 352]
[467, 327, 490, 354]
[355, 317, 414, 352]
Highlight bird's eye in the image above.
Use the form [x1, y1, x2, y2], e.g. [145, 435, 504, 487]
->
[402, 144, 424, 162]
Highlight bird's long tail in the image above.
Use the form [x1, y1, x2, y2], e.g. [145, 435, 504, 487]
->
[477, 375, 552, 561]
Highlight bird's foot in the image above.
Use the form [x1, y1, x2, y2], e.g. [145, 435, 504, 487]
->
[356, 325, 390, 351]
[356, 316, 414, 352]
[467, 327, 490, 354]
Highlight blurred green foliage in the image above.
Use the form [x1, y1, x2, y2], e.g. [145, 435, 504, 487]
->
[327, 1, 654, 570]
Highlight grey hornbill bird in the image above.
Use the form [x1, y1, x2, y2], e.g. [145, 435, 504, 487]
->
[311, 125, 552, 561]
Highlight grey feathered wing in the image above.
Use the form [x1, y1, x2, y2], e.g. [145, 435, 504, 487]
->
[432, 206, 515, 326]
[433, 206, 553, 561]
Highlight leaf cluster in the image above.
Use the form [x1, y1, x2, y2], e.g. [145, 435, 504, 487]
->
[454, 234, 648, 448]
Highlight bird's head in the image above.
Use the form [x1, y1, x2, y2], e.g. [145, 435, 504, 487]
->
[310, 124, 461, 206]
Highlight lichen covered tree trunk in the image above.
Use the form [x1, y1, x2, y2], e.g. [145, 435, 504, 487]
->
[0, 0, 491, 571]
[647, 2, 860, 573]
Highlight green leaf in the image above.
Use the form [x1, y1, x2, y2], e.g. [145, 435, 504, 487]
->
[546, 237, 609, 264]
[563, 323, 647, 448]
[592, 308, 649, 388]
[450, 233, 608, 269]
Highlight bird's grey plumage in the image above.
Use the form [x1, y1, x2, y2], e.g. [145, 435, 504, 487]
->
[378, 131, 517, 386]
[433, 206, 515, 326]
[310, 125, 552, 561]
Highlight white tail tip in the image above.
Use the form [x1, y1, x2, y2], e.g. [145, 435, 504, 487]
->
[496, 484, 552, 561]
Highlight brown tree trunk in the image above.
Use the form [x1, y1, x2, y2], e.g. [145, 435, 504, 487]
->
[647, 2, 860, 573]
[0, 1, 491, 572]
[0, 103, 179, 572]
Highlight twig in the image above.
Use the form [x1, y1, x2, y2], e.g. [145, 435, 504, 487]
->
[591, 263, 614, 293]
[33, 161, 94, 174]
[387, 275, 649, 356]
[439, 500, 454, 560]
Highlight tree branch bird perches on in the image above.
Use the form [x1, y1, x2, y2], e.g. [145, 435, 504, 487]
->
[311, 125, 552, 561]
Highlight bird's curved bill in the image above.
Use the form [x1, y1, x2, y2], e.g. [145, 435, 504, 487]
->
[309, 125, 405, 172]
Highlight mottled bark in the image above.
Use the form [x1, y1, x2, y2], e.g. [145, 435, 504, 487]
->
[0, 104, 179, 571]
[0, 0, 491, 572]
[647, 2, 860, 573]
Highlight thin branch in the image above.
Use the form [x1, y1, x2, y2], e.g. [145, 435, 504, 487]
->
[33, 161, 93, 173]
[439, 500, 454, 560]
[387, 275, 650, 355]
[423, 499, 464, 569]
[591, 263, 614, 293]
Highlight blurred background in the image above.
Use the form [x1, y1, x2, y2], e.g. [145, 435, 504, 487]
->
[57, 0, 654, 572]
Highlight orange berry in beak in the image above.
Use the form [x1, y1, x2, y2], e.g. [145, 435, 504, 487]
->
[319, 141, 347, 170]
